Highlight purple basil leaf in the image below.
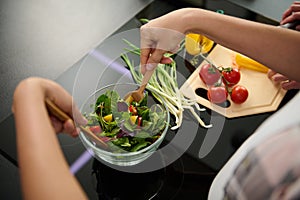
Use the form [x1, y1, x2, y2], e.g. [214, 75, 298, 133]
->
[117, 102, 128, 112]
[117, 122, 136, 138]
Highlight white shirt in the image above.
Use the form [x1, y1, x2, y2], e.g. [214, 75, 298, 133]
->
[208, 91, 300, 200]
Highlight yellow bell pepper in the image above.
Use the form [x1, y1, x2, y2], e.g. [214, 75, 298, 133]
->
[185, 33, 214, 55]
[235, 53, 269, 73]
[130, 115, 138, 125]
[103, 114, 113, 122]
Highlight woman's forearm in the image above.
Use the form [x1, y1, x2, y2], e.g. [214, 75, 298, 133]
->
[12, 78, 87, 200]
[181, 8, 300, 82]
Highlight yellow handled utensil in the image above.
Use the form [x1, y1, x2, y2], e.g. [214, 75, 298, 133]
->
[124, 69, 155, 103]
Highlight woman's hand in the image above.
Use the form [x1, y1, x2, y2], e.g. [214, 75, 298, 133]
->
[268, 69, 300, 90]
[139, 9, 188, 74]
[48, 102, 86, 138]
[12, 77, 87, 137]
[281, 1, 300, 30]
[272, 2, 300, 90]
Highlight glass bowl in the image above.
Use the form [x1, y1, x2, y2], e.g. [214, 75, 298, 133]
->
[79, 83, 170, 166]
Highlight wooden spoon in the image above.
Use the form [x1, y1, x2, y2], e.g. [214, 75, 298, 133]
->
[45, 98, 108, 148]
[124, 69, 155, 102]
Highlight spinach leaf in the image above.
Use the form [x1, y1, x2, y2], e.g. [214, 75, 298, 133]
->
[131, 140, 151, 152]
[139, 91, 148, 106]
[137, 106, 150, 121]
[95, 90, 120, 116]
[135, 131, 151, 139]
[109, 90, 120, 115]
[112, 137, 131, 147]
[100, 127, 120, 137]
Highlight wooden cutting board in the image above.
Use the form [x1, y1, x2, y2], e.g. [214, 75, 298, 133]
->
[180, 44, 287, 118]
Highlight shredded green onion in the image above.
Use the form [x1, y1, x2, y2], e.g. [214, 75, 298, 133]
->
[121, 39, 212, 129]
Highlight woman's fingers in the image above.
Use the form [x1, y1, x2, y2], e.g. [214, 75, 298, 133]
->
[140, 48, 152, 70]
[281, 80, 300, 90]
[50, 116, 63, 133]
[47, 81, 87, 124]
[140, 23, 184, 74]
[142, 49, 165, 74]
[267, 69, 277, 79]
[63, 119, 80, 137]
[160, 56, 173, 64]
[268, 70, 300, 90]
[281, 2, 300, 23]
[44, 79, 87, 136]
[270, 73, 289, 83]
[50, 116, 79, 137]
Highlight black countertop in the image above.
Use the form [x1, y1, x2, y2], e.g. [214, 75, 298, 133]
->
[226, 0, 294, 22]
[0, 0, 298, 199]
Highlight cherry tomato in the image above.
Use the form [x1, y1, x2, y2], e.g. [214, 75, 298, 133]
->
[199, 63, 221, 85]
[207, 86, 228, 104]
[137, 116, 142, 127]
[222, 67, 241, 87]
[231, 85, 248, 104]
[89, 125, 102, 134]
[128, 105, 137, 115]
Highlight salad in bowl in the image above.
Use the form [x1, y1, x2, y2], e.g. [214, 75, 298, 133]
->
[79, 83, 170, 166]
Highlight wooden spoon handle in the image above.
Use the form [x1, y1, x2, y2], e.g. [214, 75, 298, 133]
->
[141, 69, 155, 86]
[45, 98, 108, 148]
[45, 98, 71, 122]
